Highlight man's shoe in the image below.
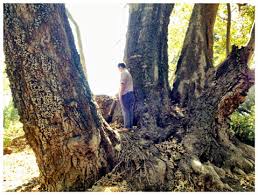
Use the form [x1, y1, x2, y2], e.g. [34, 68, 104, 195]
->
[117, 128, 129, 133]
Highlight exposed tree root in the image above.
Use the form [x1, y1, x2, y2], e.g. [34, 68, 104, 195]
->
[89, 128, 255, 192]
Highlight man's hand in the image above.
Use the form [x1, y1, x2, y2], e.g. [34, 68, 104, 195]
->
[114, 93, 119, 100]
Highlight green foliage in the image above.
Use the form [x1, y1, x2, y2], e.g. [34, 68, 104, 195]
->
[167, 3, 193, 86]
[3, 137, 12, 148]
[4, 100, 20, 129]
[3, 99, 24, 147]
[213, 4, 255, 67]
[3, 66, 11, 94]
[230, 107, 255, 146]
[168, 4, 255, 86]
[230, 86, 255, 146]
[3, 66, 24, 148]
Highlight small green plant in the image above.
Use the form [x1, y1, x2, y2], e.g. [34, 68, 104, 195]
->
[3, 99, 24, 148]
[4, 100, 20, 129]
[3, 136, 12, 148]
[230, 87, 255, 146]
[230, 106, 255, 146]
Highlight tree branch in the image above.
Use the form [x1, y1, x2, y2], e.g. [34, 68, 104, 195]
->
[189, 24, 255, 124]
[226, 3, 231, 56]
[246, 23, 255, 63]
[171, 4, 219, 106]
[214, 24, 255, 125]
[181, 25, 255, 160]
[66, 8, 88, 78]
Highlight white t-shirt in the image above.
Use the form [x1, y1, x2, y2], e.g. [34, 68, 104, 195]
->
[120, 69, 134, 95]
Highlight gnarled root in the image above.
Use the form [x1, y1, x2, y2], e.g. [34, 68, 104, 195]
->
[90, 130, 254, 192]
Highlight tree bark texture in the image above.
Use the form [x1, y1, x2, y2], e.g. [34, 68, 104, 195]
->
[171, 4, 219, 106]
[124, 4, 174, 129]
[4, 4, 120, 191]
[180, 24, 255, 177]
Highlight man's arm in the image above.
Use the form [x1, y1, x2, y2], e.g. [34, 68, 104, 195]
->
[119, 83, 125, 98]
[119, 72, 127, 98]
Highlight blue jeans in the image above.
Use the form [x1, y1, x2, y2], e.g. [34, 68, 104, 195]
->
[120, 91, 135, 128]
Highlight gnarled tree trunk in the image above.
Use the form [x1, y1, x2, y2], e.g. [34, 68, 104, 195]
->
[177, 24, 255, 190]
[4, 4, 120, 191]
[171, 4, 219, 106]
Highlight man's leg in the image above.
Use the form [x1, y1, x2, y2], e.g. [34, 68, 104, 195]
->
[121, 106, 126, 128]
[119, 96, 126, 128]
[129, 92, 135, 128]
[121, 94, 130, 128]
[128, 98, 133, 128]
[124, 107, 130, 128]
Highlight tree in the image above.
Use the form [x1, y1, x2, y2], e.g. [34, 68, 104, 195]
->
[167, 4, 193, 85]
[4, 4, 120, 191]
[124, 3, 174, 129]
[123, 3, 254, 190]
[226, 3, 231, 56]
[213, 4, 255, 66]
[171, 4, 219, 106]
[4, 3, 255, 192]
[180, 26, 255, 177]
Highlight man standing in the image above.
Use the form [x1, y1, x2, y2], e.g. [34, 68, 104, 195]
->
[117, 62, 135, 131]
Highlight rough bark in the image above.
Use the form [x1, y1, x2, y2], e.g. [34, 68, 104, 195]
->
[171, 4, 219, 106]
[226, 3, 231, 56]
[124, 4, 174, 129]
[117, 5, 255, 190]
[4, 4, 120, 191]
[178, 24, 255, 186]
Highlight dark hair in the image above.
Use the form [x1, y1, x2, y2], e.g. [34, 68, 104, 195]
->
[118, 63, 126, 68]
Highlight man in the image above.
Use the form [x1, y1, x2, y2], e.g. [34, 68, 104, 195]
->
[117, 62, 135, 131]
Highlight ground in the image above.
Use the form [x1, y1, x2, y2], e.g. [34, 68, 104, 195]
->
[3, 146, 40, 192]
[2, 128, 255, 192]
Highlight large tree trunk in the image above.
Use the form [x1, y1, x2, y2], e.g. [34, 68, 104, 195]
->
[124, 4, 174, 129]
[171, 4, 219, 106]
[177, 24, 255, 190]
[4, 4, 120, 191]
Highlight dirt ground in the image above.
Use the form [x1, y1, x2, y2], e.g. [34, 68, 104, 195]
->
[2, 136, 255, 192]
[3, 146, 40, 192]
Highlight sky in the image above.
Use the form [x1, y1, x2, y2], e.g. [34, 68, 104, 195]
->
[67, 2, 129, 96]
